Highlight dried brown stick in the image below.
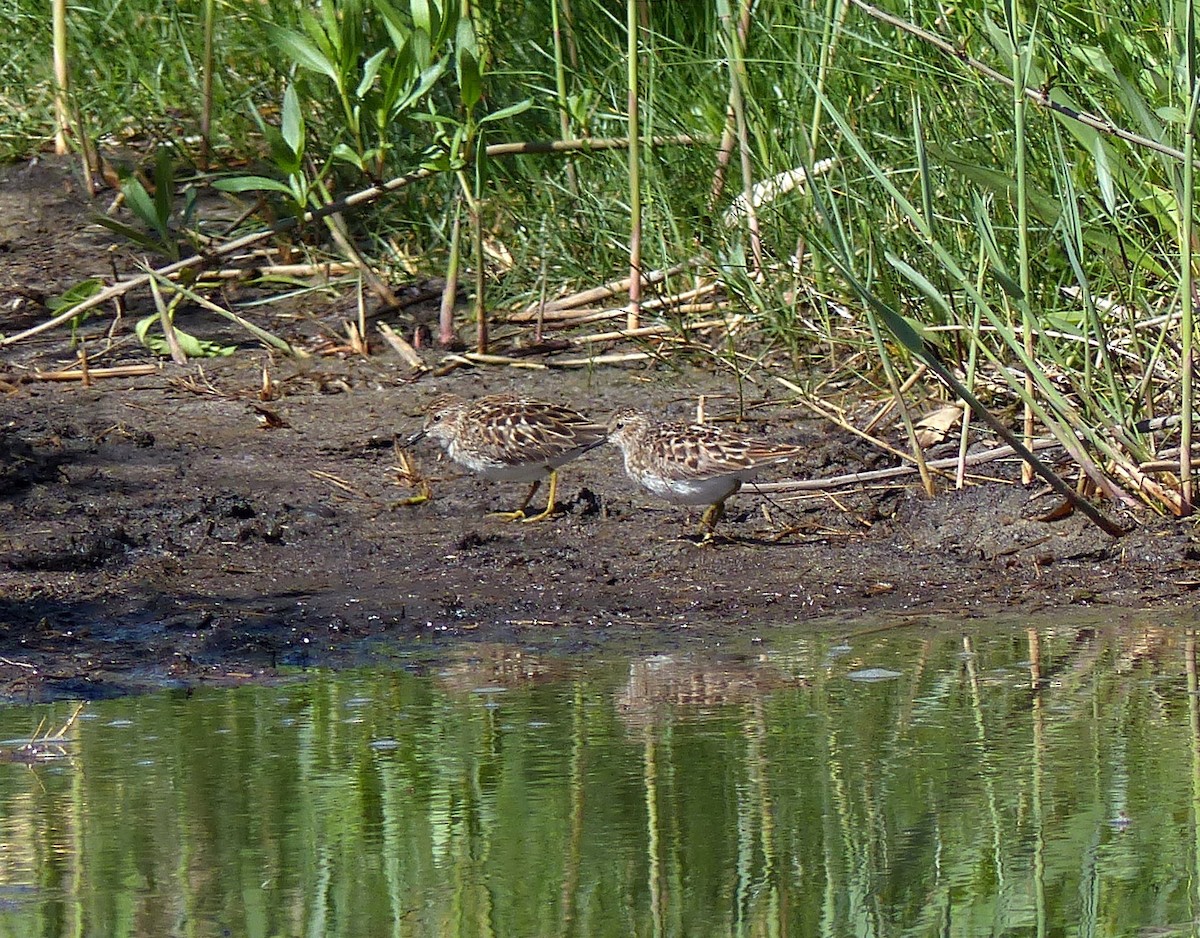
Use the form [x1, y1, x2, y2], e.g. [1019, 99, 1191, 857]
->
[376, 322, 428, 371]
[755, 438, 1062, 493]
[138, 262, 357, 281]
[568, 315, 739, 346]
[511, 282, 718, 324]
[32, 364, 160, 381]
[516, 259, 703, 317]
[779, 378, 919, 467]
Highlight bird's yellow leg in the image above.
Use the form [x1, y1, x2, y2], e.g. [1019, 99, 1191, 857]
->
[698, 497, 727, 533]
[520, 470, 559, 523]
[491, 479, 541, 522]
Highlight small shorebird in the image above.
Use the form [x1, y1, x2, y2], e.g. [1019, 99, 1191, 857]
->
[408, 393, 605, 522]
[604, 407, 803, 535]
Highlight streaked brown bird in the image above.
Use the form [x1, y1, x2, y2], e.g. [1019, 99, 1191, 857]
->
[604, 408, 802, 533]
[408, 393, 605, 523]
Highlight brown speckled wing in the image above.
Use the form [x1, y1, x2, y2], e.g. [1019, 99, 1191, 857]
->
[471, 398, 605, 463]
[650, 423, 801, 479]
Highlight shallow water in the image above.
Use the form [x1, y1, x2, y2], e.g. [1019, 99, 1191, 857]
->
[0, 615, 1195, 937]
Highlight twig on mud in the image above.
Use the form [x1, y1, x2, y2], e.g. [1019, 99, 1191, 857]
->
[376, 322, 428, 371]
[307, 469, 365, 496]
[863, 364, 929, 435]
[755, 437, 1062, 493]
[32, 363, 160, 382]
[169, 366, 225, 397]
[525, 300, 727, 329]
[135, 261, 357, 283]
[389, 443, 432, 506]
[442, 352, 551, 370]
[1109, 458, 1184, 514]
[567, 315, 743, 347]
[553, 351, 656, 367]
[514, 259, 704, 318]
[780, 378, 919, 466]
[510, 284, 721, 326]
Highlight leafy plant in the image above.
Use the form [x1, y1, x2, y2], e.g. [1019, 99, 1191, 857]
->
[94, 148, 196, 261]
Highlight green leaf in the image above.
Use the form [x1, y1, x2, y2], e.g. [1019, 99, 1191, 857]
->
[392, 57, 449, 117]
[357, 48, 389, 98]
[331, 144, 366, 170]
[936, 153, 1062, 225]
[456, 16, 478, 59]
[212, 175, 298, 197]
[267, 25, 339, 84]
[374, 0, 414, 52]
[478, 98, 532, 125]
[885, 252, 953, 319]
[135, 313, 155, 345]
[93, 216, 162, 252]
[457, 48, 481, 109]
[135, 315, 235, 358]
[47, 279, 103, 315]
[1092, 136, 1116, 215]
[152, 148, 174, 230]
[281, 84, 305, 163]
[119, 176, 174, 256]
[411, 0, 434, 35]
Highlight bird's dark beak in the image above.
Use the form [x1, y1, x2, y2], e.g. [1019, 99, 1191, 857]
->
[579, 434, 609, 455]
[405, 428, 427, 447]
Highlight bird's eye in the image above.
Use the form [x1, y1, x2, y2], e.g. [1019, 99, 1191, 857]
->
[431, 413, 443, 422]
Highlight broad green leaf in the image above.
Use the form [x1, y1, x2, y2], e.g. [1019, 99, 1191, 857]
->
[47, 279, 102, 314]
[93, 216, 163, 252]
[281, 84, 305, 163]
[263, 123, 301, 176]
[357, 48, 389, 99]
[267, 25, 339, 83]
[121, 177, 173, 253]
[331, 144, 366, 170]
[135, 315, 235, 358]
[936, 153, 1062, 225]
[478, 98, 532, 125]
[212, 175, 298, 197]
[457, 47, 481, 109]
[409, 28, 433, 72]
[152, 148, 174, 229]
[455, 13, 477, 60]
[411, 0, 434, 35]
[393, 57, 448, 116]
[1092, 136, 1116, 215]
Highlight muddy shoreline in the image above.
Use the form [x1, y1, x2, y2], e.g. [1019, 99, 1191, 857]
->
[1, 158, 1198, 701]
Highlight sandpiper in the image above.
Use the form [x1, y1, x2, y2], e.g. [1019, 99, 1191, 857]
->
[604, 407, 802, 534]
[408, 393, 605, 522]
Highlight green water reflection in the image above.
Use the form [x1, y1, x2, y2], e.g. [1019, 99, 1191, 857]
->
[0, 616, 1197, 937]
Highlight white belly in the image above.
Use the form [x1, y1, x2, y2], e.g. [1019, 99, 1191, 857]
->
[637, 470, 743, 505]
[447, 443, 549, 482]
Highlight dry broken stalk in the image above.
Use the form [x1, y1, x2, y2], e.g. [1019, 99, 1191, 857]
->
[515, 259, 703, 318]
[33, 364, 161, 382]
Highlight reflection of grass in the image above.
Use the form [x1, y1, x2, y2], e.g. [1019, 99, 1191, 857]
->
[0, 625, 1192, 933]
